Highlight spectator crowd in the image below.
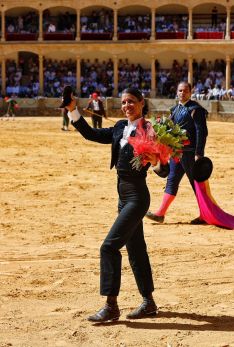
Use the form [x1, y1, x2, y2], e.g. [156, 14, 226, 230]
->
[4, 8, 234, 39]
[44, 59, 76, 97]
[156, 15, 188, 34]
[118, 14, 151, 34]
[6, 11, 38, 34]
[81, 9, 113, 33]
[2, 55, 234, 100]
[43, 9, 76, 34]
[118, 59, 151, 96]
[80, 58, 114, 97]
[5, 57, 39, 97]
[191, 58, 229, 100]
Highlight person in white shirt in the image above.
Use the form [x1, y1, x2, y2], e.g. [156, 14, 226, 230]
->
[84, 92, 106, 128]
[47, 22, 56, 33]
[227, 86, 234, 100]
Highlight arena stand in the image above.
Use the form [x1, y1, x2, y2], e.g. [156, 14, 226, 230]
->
[0, 0, 234, 120]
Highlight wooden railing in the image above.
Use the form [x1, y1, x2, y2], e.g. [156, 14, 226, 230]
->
[6, 33, 39, 41]
[194, 32, 224, 39]
[43, 32, 75, 40]
[156, 32, 186, 39]
[117, 32, 150, 40]
[80, 32, 113, 40]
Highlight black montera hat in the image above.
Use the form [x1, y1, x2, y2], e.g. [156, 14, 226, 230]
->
[59, 85, 74, 108]
[193, 157, 213, 182]
[154, 162, 170, 178]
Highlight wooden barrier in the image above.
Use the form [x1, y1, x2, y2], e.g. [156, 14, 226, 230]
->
[0, 98, 233, 121]
[5, 33, 39, 41]
[80, 32, 113, 40]
[43, 32, 75, 40]
[117, 32, 150, 40]
[156, 32, 185, 40]
[194, 32, 224, 39]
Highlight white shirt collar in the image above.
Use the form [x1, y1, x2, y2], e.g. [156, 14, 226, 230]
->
[127, 117, 143, 127]
[179, 99, 190, 106]
[120, 117, 143, 148]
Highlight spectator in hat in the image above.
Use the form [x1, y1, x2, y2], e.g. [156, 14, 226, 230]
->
[85, 92, 106, 128]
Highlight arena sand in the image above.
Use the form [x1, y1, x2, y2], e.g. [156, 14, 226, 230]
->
[0, 116, 233, 347]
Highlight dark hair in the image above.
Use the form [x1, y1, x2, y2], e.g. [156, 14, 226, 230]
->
[177, 81, 192, 92]
[122, 87, 143, 101]
[122, 87, 148, 116]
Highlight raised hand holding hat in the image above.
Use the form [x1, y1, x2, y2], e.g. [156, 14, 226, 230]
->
[59, 85, 74, 108]
[60, 85, 80, 122]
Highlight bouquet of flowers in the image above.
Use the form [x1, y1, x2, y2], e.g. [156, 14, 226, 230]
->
[128, 116, 189, 171]
[151, 115, 190, 161]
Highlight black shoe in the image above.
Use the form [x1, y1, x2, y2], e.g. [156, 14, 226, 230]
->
[87, 304, 120, 322]
[126, 298, 157, 319]
[145, 211, 165, 223]
[190, 217, 206, 225]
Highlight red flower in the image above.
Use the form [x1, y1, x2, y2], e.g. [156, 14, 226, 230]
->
[128, 119, 173, 170]
[183, 139, 190, 146]
[173, 157, 181, 163]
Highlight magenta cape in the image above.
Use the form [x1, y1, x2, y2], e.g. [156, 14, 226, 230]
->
[194, 180, 234, 230]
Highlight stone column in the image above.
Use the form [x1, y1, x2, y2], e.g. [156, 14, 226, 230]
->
[113, 55, 118, 96]
[188, 55, 193, 85]
[113, 9, 118, 41]
[1, 11, 5, 42]
[76, 9, 80, 41]
[226, 55, 231, 91]
[1, 57, 6, 94]
[225, 7, 231, 40]
[39, 54, 43, 95]
[151, 56, 156, 97]
[187, 8, 193, 40]
[76, 56, 81, 95]
[150, 8, 155, 40]
[38, 10, 43, 41]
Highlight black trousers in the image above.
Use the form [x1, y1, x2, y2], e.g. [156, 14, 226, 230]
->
[100, 176, 154, 297]
[91, 112, 103, 128]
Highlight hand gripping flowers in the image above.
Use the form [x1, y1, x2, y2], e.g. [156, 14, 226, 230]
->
[128, 115, 190, 171]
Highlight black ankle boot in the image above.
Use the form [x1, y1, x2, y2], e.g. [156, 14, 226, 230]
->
[87, 303, 120, 322]
[126, 297, 157, 319]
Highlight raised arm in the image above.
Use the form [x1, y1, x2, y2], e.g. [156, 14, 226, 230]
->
[66, 100, 113, 144]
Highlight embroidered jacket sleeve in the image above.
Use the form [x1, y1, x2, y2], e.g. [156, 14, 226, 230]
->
[72, 116, 113, 144]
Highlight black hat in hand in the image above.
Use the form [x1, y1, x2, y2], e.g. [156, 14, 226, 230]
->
[193, 157, 213, 182]
[154, 162, 170, 178]
[59, 85, 74, 108]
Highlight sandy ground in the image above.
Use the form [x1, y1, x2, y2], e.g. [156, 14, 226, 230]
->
[0, 116, 234, 347]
